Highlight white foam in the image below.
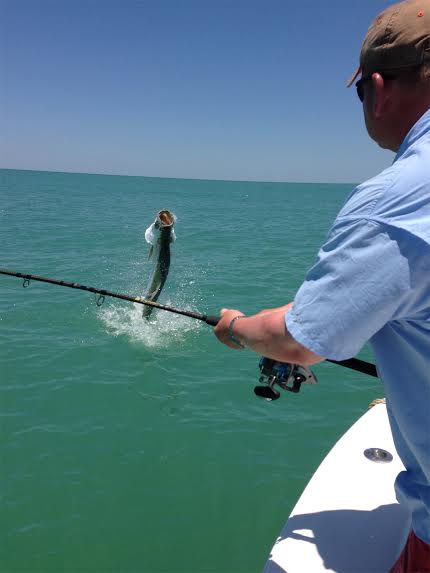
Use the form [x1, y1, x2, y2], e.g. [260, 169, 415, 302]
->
[98, 299, 201, 348]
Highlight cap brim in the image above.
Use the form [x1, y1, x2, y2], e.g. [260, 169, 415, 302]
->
[346, 65, 361, 88]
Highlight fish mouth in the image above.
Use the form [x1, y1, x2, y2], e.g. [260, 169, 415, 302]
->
[157, 210, 175, 227]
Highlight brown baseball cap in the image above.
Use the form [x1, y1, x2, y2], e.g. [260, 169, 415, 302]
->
[347, 0, 430, 87]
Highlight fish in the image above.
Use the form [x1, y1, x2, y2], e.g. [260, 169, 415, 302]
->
[142, 209, 176, 319]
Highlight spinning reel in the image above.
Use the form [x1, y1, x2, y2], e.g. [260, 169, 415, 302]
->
[254, 357, 317, 401]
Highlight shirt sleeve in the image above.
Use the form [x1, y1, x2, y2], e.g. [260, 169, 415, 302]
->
[285, 218, 411, 360]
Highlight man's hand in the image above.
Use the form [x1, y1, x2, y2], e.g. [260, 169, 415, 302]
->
[214, 308, 245, 349]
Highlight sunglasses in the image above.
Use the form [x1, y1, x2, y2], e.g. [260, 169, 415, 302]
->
[355, 76, 371, 102]
[355, 67, 420, 102]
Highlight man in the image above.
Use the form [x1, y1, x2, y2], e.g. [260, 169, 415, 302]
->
[214, 1, 430, 571]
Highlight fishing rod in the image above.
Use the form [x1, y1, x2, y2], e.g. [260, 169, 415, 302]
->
[0, 268, 219, 326]
[0, 268, 378, 401]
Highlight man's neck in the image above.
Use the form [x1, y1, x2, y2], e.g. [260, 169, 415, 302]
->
[392, 101, 430, 152]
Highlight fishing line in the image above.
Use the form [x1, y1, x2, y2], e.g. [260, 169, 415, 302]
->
[0, 267, 378, 378]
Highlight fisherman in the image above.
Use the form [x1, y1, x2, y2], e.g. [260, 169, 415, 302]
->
[214, 1, 430, 570]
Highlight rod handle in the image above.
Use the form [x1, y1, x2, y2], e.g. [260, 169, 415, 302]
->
[327, 357, 378, 378]
[205, 315, 220, 326]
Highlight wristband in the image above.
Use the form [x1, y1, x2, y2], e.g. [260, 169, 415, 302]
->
[228, 315, 246, 349]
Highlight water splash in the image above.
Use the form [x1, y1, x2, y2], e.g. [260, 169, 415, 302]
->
[98, 298, 202, 348]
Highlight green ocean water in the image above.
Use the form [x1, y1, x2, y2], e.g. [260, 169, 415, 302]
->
[0, 169, 380, 573]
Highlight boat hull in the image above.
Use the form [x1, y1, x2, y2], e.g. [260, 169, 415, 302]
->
[262, 404, 410, 573]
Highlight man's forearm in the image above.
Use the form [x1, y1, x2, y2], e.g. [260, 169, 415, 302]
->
[214, 307, 324, 366]
[236, 310, 323, 364]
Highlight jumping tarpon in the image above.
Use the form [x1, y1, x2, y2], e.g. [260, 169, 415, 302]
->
[142, 209, 176, 319]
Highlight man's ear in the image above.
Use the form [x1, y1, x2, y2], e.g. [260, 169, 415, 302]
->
[371, 73, 388, 118]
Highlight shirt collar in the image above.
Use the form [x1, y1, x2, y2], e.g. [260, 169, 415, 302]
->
[395, 107, 430, 162]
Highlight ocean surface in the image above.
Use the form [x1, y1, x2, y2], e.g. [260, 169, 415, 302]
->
[0, 169, 379, 573]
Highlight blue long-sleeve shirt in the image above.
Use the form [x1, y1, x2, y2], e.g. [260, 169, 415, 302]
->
[286, 108, 430, 544]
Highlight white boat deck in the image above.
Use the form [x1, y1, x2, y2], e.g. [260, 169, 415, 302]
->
[263, 404, 411, 573]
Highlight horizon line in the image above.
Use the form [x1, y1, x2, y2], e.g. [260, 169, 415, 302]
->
[0, 166, 358, 187]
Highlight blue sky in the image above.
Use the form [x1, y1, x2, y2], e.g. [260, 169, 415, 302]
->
[1, 0, 397, 183]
